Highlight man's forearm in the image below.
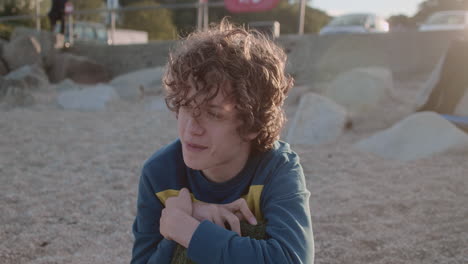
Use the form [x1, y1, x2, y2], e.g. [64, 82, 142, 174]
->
[172, 212, 200, 248]
[160, 208, 200, 248]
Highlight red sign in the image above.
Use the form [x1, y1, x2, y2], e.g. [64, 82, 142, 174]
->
[224, 0, 280, 13]
[64, 2, 74, 14]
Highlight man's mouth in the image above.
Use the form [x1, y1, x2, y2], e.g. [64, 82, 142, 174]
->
[185, 142, 208, 152]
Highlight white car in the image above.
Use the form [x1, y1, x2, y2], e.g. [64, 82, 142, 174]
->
[419, 11, 468, 32]
[319, 13, 389, 35]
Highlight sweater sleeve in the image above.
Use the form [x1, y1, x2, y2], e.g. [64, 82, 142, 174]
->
[186, 153, 314, 264]
[131, 166, 176, 264]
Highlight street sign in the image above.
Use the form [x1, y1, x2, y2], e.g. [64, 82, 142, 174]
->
[65, 1, 74, 14]
[224, 0, 280, 13]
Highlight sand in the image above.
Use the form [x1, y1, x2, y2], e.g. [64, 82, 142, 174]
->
[1, 77, 467, 263]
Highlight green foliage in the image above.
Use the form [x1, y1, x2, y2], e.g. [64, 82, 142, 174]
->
[169, 0, 331, 36]
[0, 0, 58, 32]
[0, 0, 35, 28]
[73, 0, 106, 23]
[412, 0, 468, 24]
[388, 14, 416, 29]
[120, 0, 177, 40]
[0, 23, 14, 40]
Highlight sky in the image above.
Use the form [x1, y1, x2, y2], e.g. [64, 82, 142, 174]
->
[311, 0, 423, 18]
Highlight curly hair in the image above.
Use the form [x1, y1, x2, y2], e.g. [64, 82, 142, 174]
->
[164, 19, 293, 153]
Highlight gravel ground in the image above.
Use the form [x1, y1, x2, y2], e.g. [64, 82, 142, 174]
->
[1, 86, 467, 263]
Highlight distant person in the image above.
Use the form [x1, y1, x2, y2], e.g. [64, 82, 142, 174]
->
[48, 0, 67, 34]
[131, 19, 315, 263]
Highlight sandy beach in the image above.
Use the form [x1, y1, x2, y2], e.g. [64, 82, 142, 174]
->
[0, 76, 467, 263]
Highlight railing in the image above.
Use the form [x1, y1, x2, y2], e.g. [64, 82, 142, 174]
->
[0, 1, 225, 44]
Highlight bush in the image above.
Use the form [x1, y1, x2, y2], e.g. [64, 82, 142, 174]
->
[0, 23, 14, 41]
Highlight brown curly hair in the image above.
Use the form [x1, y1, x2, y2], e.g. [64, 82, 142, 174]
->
[164, 19, 293, 153]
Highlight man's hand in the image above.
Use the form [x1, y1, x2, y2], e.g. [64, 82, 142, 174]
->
[192, 198, 257, 236]
[160, 188, 199, 248]
[165, 187, 193, 215]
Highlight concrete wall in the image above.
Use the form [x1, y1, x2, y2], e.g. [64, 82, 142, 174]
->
[277, 30, 463, 85]
[69, 40, 175, 78]
[70, 30, 464, 83]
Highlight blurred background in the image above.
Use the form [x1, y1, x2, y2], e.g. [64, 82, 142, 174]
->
[1, 0, 467, 43]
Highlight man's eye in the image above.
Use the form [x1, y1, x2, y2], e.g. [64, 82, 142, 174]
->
[207, 111, 221, 119]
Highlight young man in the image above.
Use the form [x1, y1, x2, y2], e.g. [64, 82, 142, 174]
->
[131, 20, 314, 264]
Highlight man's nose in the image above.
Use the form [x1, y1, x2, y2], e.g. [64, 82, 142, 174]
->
[187, 115, 204, 136]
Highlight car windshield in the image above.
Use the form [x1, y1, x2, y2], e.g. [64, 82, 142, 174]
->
[328, 14, 368, 26]
[425, 13, 466, 25]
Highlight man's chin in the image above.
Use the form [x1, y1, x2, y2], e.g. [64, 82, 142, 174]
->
[182, 156, 204, 171]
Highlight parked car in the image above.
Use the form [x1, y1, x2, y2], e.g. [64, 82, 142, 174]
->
[248, 21, 280, 38]
[419, 10, 468, 32]
[319, 13, 389, 35]
[58, 21, 148, 46]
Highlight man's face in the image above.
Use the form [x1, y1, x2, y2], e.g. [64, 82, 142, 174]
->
[177, 86, 256, 183]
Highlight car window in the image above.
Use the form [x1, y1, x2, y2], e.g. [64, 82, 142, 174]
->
[74, 24, 84, 39]
[425, 13, 466, 25]
[96, 28, 108, 41]
[329, 14, 368, 26]
[84, 27, 95, 40]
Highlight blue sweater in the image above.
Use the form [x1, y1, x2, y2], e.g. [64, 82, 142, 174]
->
[131, 139, 314, 264]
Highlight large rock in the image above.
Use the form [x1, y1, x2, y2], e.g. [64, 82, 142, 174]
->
[354, 111, 468, 161]
[455, 90, 468, 116]
[0, 65, 52, 107]
[415, 53, 445, 110]
[324, 67, 394, 114]
[49, 53, 110, 84]
[5, 64, 49, 90]
[53, 78, 83, 92]
[286, 93, 349, 145]
[0, 38, 7, 56]
[0, 58, 8, 76]
[10, 27, 63, 67]
[57, 84, 119, 111]
[416, 39, 468, 115]
[2, 35, 42, 71]
[0, 76, 34, 106]
[146, 96, 169, 112]
[110, 67, 165, 100]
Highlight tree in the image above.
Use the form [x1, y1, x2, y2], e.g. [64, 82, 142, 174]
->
[72, 0, 106, 23]
[169, 0, 330, 35]
[412, 0, 468, 24]
[388, 14, 416, 30]
[120, 0, 177, 40]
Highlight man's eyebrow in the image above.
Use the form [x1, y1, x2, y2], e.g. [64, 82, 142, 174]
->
[206, 104, 223, 109]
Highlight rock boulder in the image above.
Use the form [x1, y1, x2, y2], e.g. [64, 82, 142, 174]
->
[286, 93, 349, 145]
[57, 84, 119, 111]
[324, 67, 394, 114]
[2, 35, 42, 71]
[354, 111, 468, 161]
[49, 53, 110, 84]
[110, 67, 165, 101]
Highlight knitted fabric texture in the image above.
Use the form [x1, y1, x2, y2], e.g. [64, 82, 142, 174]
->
[170, 221, 267, 264]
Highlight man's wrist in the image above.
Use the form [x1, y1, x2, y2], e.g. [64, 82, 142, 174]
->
[171, 210, 200, 248]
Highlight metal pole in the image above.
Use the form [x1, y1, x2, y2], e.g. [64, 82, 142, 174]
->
[35, 0, 41, 31]
[203, 1, 208, 30]
[298, 0, 306, 35]
[111, 9, 116, 44]
[197, 0, 203, 30]
[68, 14, 74, 45]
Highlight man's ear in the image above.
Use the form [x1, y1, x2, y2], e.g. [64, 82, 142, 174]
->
[245, 131, 259, 141]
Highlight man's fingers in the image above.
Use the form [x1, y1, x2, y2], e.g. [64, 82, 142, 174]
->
[234, 211, 244, 220]
[222, 209, 241, 236]
[213, 213, 225, 229]
[179, 188, 191, 202]
[227, 198, 257, 225]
